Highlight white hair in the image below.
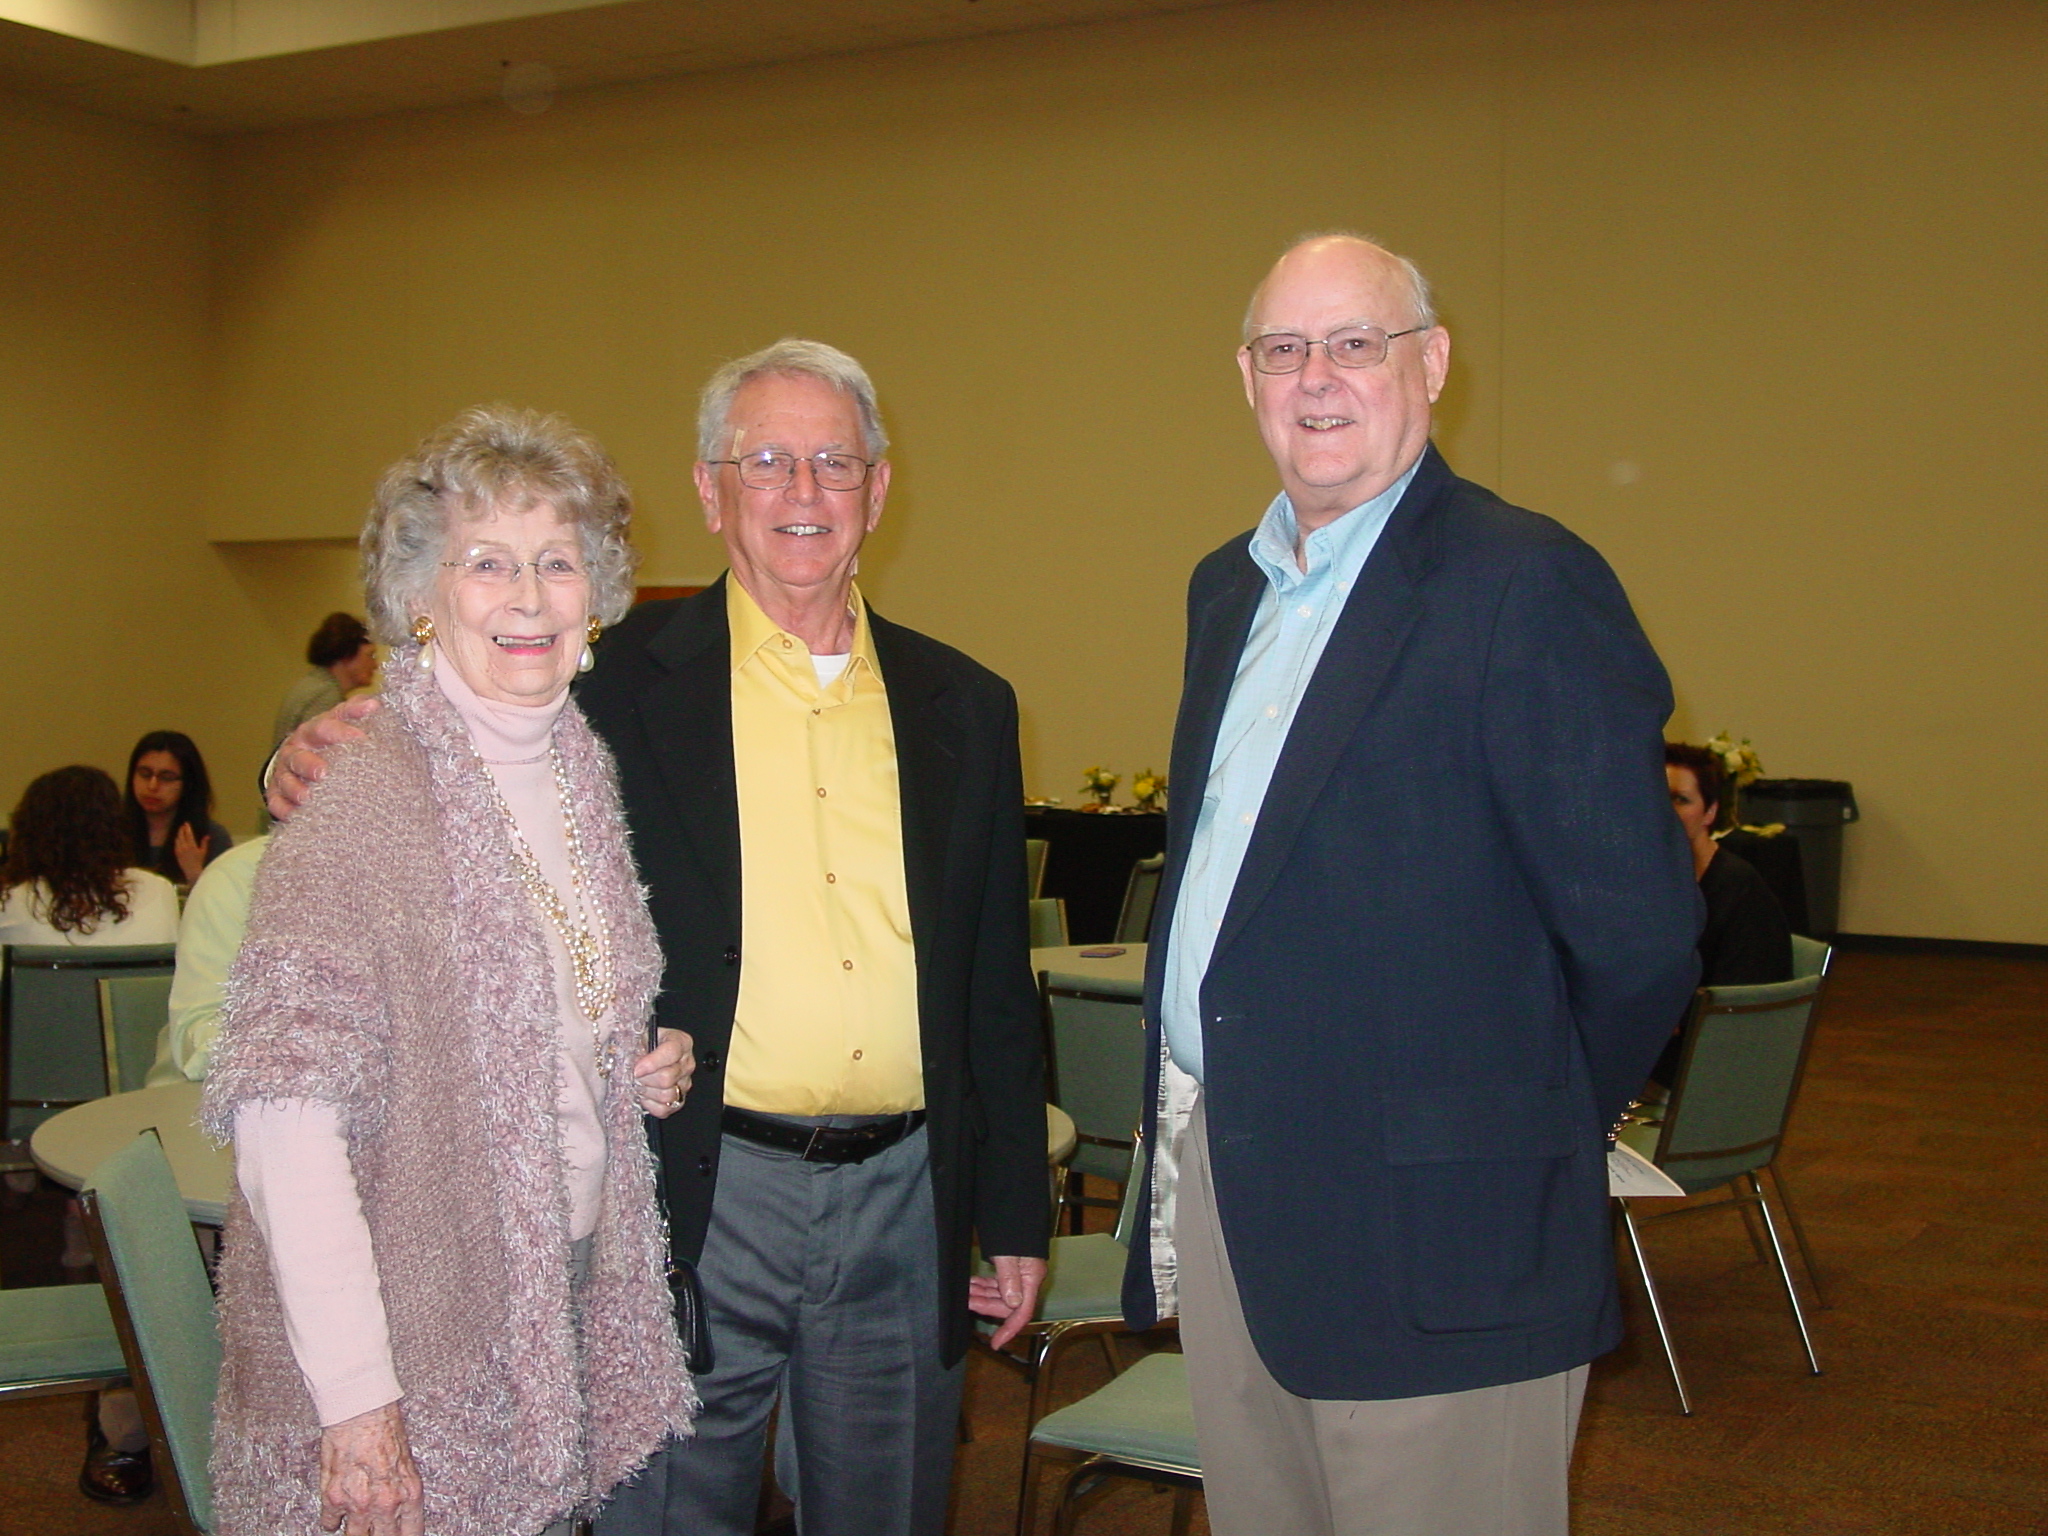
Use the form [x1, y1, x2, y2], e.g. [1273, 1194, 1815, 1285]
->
[695, 338, 888, 462]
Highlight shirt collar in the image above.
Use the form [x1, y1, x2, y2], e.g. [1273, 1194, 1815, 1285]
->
[726, 575, 878, 679]
[1247, 452, 1425, 592]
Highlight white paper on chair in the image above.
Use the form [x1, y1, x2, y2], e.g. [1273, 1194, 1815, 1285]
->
[1607, 1140, 1685, 1197]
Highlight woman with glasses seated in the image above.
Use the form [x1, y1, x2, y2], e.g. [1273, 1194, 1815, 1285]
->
[0, 764, 179, 1506]
[202, 406, 695, 1536]
[123, 730, 233, 888]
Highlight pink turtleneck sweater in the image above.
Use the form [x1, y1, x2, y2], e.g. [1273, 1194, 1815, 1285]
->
[234, 651, 612, 1426]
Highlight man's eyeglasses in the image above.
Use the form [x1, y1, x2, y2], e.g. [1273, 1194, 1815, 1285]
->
[1243, 325, 1430, 375]
[440, 551, 586, 585]
[709, 451, 874, 492]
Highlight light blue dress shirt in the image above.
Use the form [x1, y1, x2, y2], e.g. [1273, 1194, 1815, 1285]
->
[1161, 458, 1422, 1082]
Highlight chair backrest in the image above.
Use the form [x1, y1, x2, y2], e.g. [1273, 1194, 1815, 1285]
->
[2, 944, 177, 1139]
[1041, 972, 1147, 1174]
[1111, 1132, 1150, 1248]
[1025, 838, 1050, 901]
[1649, 965, 1828, 1195]
[1790, 933, 1832, 981]
[1114, 855, 1165, 945]
[1028, 896, 1070, 949]
[80, 1129, 219, 1535]
[99, 975, 176, 1095]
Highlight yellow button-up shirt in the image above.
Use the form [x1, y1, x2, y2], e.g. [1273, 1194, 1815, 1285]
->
[723, 579, 923, 1115]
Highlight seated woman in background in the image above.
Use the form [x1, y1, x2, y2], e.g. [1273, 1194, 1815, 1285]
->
[1, 765, 180, 947]
[0, 764, 178, 1507]
[272, 611, 378, 748]
[123, 730, 233, 887]
[1653, 742, 1795, 1085]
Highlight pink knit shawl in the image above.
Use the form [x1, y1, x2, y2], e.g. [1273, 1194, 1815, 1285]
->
[202, 648, 695, 1535]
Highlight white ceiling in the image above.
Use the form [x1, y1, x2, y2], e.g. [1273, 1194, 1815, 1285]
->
[0, 0, 1247, 135]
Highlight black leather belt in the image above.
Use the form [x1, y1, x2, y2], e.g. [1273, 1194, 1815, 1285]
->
[721, 1106, 926, 1165]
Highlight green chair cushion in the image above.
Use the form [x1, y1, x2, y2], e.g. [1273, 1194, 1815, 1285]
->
[0, 1284, 127, 1387]
[1030, 1350, 1199, 1470]
[1036, 1233, 1130, 1323]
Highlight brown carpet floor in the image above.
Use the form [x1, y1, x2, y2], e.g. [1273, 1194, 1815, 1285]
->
[5, 949, 2044, 1535]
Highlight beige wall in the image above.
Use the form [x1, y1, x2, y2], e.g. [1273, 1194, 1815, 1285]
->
[0, 90, 294, 839]
[15, 0, 2046, 940]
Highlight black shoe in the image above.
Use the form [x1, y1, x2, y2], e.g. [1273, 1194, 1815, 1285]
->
[79, 1421, 153, 1507]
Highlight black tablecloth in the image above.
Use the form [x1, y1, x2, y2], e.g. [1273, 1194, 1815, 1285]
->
[1024, 807, 1167, 944]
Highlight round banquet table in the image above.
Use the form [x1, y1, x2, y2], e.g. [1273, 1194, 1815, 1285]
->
[30, 1080, 229, 1225]
[1030, 942, 1146, 998]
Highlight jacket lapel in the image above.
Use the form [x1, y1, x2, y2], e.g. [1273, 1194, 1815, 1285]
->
[636, 578, 743, 929]
[1211, 448, 1450, 962]
[872, 613, 963, 990]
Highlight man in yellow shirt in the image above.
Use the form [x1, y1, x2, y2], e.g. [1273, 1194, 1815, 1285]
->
[581, 340, 1049, 1536]
[269, 340, 1048, 1534]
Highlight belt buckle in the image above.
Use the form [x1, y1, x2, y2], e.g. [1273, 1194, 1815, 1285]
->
[801, 1124, 833, 1163]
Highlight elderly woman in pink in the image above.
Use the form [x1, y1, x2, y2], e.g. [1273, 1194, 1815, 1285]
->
[203, 407, 695, 1536]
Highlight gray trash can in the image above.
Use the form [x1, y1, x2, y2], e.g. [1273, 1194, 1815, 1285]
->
[1738, 778, 1859, 938]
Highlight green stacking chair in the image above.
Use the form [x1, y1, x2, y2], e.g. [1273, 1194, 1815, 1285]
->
[1617, 939, 1834, 1414]
[1025, 838, 1050, 901]
[1040, 972, 1145, 1232]
[80, 1129, 220, 1534]
[2, 943, 177, 1150]
[1113, 855, 1164, 945]
[984, 1140, 1168, 1535]
[0, 1284, 130, 1402]
[1020, 1349, 1200, 1536]
[1029, 897, 1070, 949]
[99, 974, 176, 1094]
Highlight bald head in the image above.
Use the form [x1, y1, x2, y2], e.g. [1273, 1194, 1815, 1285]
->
[1244, 235, 1436, 341]
[1237, 234, 1451, 533]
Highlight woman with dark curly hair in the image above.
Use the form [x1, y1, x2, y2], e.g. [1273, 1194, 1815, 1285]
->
[1, 765, 180, 946]
[0, 763, 178, 1506]
[122, 730, 234, 887]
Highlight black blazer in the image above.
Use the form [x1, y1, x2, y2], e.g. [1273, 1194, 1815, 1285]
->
[576, 579, 1049, 1365]
[1124, 447, 1703, 1399]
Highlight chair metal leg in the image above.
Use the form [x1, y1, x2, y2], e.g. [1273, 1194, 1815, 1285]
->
[1169, 1486, 1196, 1536]
[1745, 1173, 1822, 1376]
[1619, 1201, 1692, 1414]
[1763, 1162, 1831, 1308]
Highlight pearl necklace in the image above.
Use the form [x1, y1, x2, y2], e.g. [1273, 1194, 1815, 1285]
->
[484, 744, 617, 1073]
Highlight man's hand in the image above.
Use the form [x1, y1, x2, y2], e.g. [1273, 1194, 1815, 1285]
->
[318, 1400, 423, 1536]
[268, 698, 382, 820]
[969, 1254, 1048, 1351]
[631, 1029, 694, 1118]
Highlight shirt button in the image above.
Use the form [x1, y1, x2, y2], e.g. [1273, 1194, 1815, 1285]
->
[1297, 604, 1313, 618]
[1240, 812, 1254, 826]
[781, 637, 793, 649]
[842, 959, 854, 970]
[852, 1049, 864, 1061]
[812, 708, 822, 716]
[826, 872, 837, 884]
[696, 1155, 713, 1176]
[1265, 704, 1278, 719]
[817, 787, 827, 797]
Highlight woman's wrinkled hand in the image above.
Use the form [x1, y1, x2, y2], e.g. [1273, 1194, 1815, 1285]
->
[318, 1401, 423, 1536]
[172, 822, 210, 885]
[632, 1028, 694, 1118]
[267, 698, 382, 821]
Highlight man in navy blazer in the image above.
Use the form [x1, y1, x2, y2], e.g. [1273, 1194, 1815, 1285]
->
[1122, 235, 1701, 1533]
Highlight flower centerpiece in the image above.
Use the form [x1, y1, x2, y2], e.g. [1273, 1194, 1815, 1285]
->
[1131, 768, 1167, 813]
[1703, 730, 1764, 830]
[1079, 765, 1120, 811]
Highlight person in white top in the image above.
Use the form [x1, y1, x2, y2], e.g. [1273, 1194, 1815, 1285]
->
[0, 762, 178, 1507]
[0, 766, 178, 947]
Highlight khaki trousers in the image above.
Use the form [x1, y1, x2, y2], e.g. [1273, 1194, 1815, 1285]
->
[1176, 1098, 1588, 1536]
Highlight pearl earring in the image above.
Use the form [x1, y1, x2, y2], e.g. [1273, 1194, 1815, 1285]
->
[411, 615, 435, 671]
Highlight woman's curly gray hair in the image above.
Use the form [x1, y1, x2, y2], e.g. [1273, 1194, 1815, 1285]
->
[360, 405, 639, 645]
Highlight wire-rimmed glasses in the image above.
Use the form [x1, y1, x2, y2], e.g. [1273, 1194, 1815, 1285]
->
[1243, 325, 1430, 374]
[708, 450, 874, 492]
